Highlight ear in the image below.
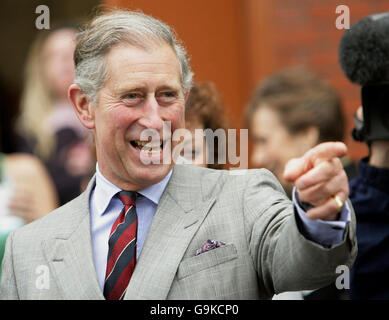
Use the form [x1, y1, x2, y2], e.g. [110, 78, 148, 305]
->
[356, 106, 363, 121]
[68, 84, 95, 129]
[184, 89, 190, 102]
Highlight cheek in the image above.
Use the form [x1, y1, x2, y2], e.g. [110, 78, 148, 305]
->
[271, 133, 293, 159]
[104, 106, 137, 131]
[95, 110, 127, 147]
[165, 104, 185, 129]
[274, 141, 303, 172]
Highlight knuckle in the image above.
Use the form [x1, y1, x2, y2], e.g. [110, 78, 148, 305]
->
[322, 185, 332, 197]
[339, 168, 347, 179]
[298, 190, 308, 203]
[322, 160, 334, 176]
[335, 170, 347, 186]
[334, 158, 343, 172]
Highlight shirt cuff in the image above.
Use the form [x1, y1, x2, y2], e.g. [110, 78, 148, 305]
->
[292, 187, 351, 248]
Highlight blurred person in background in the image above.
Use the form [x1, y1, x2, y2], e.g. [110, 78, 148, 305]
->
[337, 12, 389, 300]
[0, 123, 58, 283]
[245, 66, 355, 300]
[245, 66, 356, 197]
[182, 82, 229, 169]
[16, 25, 94, 206]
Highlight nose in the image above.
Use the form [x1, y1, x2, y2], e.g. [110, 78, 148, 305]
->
[138, 95, 164, 132]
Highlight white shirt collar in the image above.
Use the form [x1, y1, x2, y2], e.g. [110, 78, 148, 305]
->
[94, 163, 173, 216]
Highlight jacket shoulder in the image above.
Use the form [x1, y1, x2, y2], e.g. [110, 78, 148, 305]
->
[173, 164, 285, 197]
[11, 190, 89, 244]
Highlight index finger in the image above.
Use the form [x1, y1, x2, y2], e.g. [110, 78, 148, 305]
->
[283, 142, 347, 183]
[304, 142, 348, 167]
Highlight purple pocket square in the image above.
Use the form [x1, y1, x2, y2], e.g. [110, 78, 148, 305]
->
[195, 239, 226, 256]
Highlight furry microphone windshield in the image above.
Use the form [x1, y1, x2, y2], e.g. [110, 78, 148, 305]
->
[338, 12, 389, 143]
[339, 12, 389, 85]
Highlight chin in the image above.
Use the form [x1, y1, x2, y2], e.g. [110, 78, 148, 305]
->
[132, 162, 173, 186]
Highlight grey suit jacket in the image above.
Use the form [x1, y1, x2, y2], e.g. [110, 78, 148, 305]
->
[0, 164, 357, 299]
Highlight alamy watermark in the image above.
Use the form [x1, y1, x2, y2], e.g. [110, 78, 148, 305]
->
[335, 5, 350, 30]
[35, 5, 50, 30]
[335, 265, 350, 290]
[35, 264, 50, 290]
[135, 122, 248, 172]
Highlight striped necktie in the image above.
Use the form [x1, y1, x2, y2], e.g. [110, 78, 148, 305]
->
[103, 191, 138, 300]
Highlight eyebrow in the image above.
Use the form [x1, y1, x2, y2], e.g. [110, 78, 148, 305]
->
[156, 85, 181, 92]
[114, 83, 182, 97]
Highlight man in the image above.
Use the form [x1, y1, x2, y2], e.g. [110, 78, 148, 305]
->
[349, 107, 389, 299]
[0, 10, 356, 300]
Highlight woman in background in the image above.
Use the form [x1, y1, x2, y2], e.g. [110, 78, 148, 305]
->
[182, 82, 229, 169]
[245, 66, 356, 197]
[17, 26, 94, 206]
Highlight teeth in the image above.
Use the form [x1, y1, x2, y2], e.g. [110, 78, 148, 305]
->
[140, 149, 161, 155]
[133, 140, 162, 148]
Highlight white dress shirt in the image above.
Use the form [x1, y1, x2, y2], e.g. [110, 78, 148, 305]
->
[89, 163, 350, 291]
[89, 164, 172, 290]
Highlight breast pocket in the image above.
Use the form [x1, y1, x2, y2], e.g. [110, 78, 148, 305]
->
[177, 243, 238, 280]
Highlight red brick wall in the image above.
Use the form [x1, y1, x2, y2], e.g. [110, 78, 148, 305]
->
[246, 0, 389, 161]
[105, 0, 389, 163]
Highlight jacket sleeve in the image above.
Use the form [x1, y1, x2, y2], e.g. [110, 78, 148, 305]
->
[0, 232, 20, 300]
[243, 169, 358, 296]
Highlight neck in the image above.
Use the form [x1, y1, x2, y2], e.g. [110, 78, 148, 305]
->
[369, 140, 389, 168]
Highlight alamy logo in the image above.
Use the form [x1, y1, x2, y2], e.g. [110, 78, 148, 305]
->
[35, 5, 50, 30]
[335, 265, 350, 290]
[137, 122, 248, 172]
[35, 265, 50, 290]
[335, 5, 350, 30]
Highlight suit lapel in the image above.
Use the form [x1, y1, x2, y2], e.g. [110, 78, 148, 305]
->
[124, 165, 217, 300]
[42, 177, 104, 300]
[40, 166, 218, 300]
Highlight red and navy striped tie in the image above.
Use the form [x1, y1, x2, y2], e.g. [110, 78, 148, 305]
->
[104, 191, 138, 300]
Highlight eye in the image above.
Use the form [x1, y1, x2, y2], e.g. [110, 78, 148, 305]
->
[157, 90, 178, 104]
[127, 93, 139, 99]
[162, 91, 175, 97]
[253, 137, 267, 145]
[122, 92, 144, 105]
[126, 92, 143, 99]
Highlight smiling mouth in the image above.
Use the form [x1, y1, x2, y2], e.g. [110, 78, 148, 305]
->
[130, 140, 165, 155]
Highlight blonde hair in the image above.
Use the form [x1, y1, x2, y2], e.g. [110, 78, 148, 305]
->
[18, 28, 76, 159]
[18, 32, 54, 159]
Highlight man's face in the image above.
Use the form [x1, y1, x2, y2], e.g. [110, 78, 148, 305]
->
[92, 43, 186, 190]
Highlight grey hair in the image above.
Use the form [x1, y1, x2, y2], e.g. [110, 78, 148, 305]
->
[74, 10, 194, 104]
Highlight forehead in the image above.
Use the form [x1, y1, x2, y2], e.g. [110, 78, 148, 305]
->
[251, 105, 286, 136]
[104, 42, 182, 90]
[253, 105, 281, 126]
